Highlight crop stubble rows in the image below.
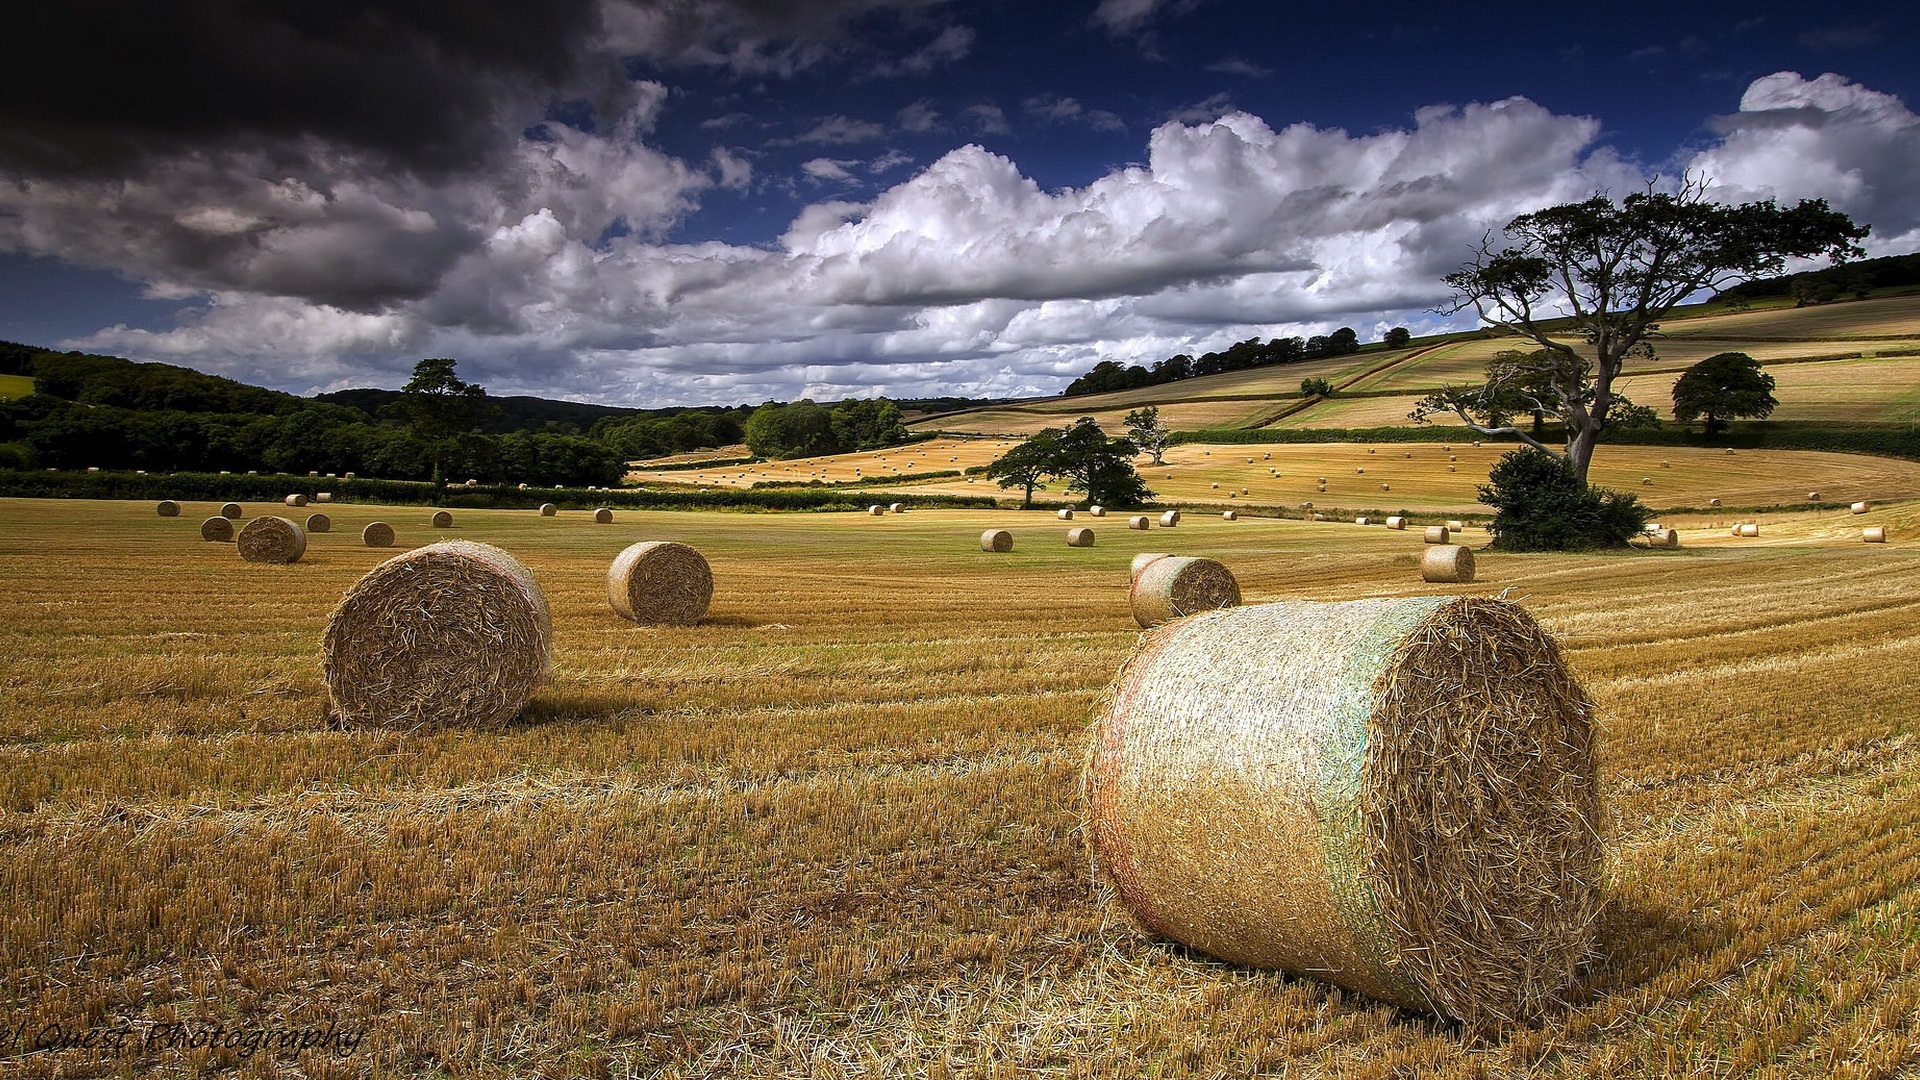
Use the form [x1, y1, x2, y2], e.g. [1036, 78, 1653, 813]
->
[1, 498, 1918, 1077]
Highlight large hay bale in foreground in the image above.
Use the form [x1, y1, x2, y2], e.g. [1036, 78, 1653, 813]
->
[1128, 556, 1240, 628]
[157, 500, 180, 517]
[1420, 544, 1475, 583]
[1086, 596, 1599, 1027]
[1067, 527, 1095, 548]
[1423, 525, 1451, 544]
[238, 516, 307, 564]
[539, 503, 558, 516]
[220, 502, 243, 519]
[306, 513, 332, 533]
[323, 541, 551, 731]
[200, 516, 235, 542]
[1864, 527, 1887, 543]
[981, 529, 1013, 552]
[1130, 553, 1171, 581]
[362, 522, 395, 548]
[607, 541, 713, 625]
[431, 510, 454, 528]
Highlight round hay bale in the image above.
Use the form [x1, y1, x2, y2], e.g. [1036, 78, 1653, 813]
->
[157, 500, 180, 517]
[431, 510, 454, 528]
[1852, 501, 1870, 514]
[344, 472, 356, 480]
[1737, 523, 1760, 538]
[1211, 482, 1219, 489]
[1090, 505, 1106, 517]
[1646, 527, 1679, 548]
[539, 503, 558, 516]
[1864, 526, 1887, 543]
[315, 492, 332, 503]
[1641, 477, 1653, 486]
[1159, 511, 1179, 528]
[1128, 556, 1240, 628]
[1386, 516, 1406, 530]
[595, 507, 614, 524]
[1807, 491, 1820, 501]
[237, 515, 307, 564]
[1128, 515, 1150, 531]
[362, 522, 395, 548]
[607, 541, 713, 625]
[1067, 527, 1095, 548]
[1420, 544, 1475, 583]
[1446, 520, 1467, 531]
[1130, 552, 1171, 581]
[304, 511, 333, 534]
[1355, 516, 1371, 526]
[1709, 498, 1722, 507]
[981, 529, 1014, 552]
[1086, 596, 1597, 1026]
[890, 503, 905, 514]
[1447, 465, 1457, 472]
[1058, 508, 1075, 520]
[1356, 467, 1365, 474]
[322, 541, 551, 731]
[220, 502, 243, 519]
[1423, 525, 1451, 544]
[200, 516, 235, 542]
[1380, 484, 1390, 492]
[868, 505, 885, 516]
[285, 494, 308, 507]
[1222, 510, 1238, 521]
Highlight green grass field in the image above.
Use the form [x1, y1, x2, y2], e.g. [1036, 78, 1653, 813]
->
[0, 373, 36, 400]
[4, 494, 1920, 1076]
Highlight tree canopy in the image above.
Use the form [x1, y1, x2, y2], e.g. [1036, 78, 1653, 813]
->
[1414, 178, 1866, 482]
[1671, 352, 1777, 434]
[984, 418, 1153, 509]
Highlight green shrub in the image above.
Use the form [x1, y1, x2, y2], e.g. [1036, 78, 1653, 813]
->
[1478, 449, 1653, 551]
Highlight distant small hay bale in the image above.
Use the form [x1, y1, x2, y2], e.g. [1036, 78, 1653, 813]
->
[1647, 528, 1679, 548]
[1420, 544, 1475, 583]
[1223, 510, 1238, 521]
[539, 503, 558, 516]
[1446, 519, 1466, 530]
[1090, 506, 1106, 517]
[344, 472, 356, 480]
[1128, 516, 1151, 531]
[1424, 525, 1451, 544]
[156, 500, 180, 517]
[1356, 467, 1365, 474]
[1449, 455, 1458, 462]
[1709, 498, 1722, 507]
[1386, 516, 1406, 530]
[323, 541, 551, 732]
[981, 529, 1014, 552]
[1404, 452, 1413, 459]
[1312, 513, 1328, 521]
[1211, 482, 1219, 489]
[1726, 448, 1736, 455]
[1067, 527, 1095, 547]
[220, 502, 243, 519]
[431, 510, 454, 528]
[1447, 465, 1457, 472]
[200, 516, 235, 542]
[1086, 596, 1597, 1027]
[1852, 501, 1870, 514]
[1381, 483, 1390, 491]
[890, 503, 905, 513]
[1058, 508, 1075, 520]
[1159, 511, 1179, 528]
[518, 483, 529, 490]
[1661, 460, 1671, 468]
[1131, 552, 1172, 580]
[238, 516, 307, 564]
[285, 494, 308, 507]
[1738, 523, 1760, 538]
[1807, 491, 1821, 501]
[315, 492, 332, 503]
[306, 513, 331, 533]
[246, 470, 258, 476]
[1864, 527, 1887, 543]
[1356, 516, 1371, 525]
[1128, 556, 1241, 628]
[593, 507, 614, 524]
[1641, 477, 1653, 486]
[608, 541, 714, 626]
[362, 522, 395, 547]
[308, 471, 319, 477]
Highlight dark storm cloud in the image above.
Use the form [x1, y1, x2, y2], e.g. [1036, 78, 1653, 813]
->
[0, 0, 616, 178]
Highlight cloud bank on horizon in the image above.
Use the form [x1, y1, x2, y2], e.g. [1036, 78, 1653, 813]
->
[2, 1, 1917, 407]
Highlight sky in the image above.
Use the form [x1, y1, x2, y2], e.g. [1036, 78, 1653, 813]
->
[2, 1, 1918, 408]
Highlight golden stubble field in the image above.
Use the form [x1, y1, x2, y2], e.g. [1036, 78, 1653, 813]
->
[3, 496, 1920, 1078]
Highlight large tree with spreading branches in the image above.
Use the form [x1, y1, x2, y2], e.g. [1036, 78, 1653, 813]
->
[1412, 177, 1866, 482]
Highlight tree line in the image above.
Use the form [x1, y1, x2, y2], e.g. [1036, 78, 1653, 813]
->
[1063, 325, 1411, 397]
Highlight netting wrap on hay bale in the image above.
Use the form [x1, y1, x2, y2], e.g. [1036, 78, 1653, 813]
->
[607, 541, 714, 626]
[201, 516, 235, 542]
[306, 513, 331, 533]
[1420, 544, 1475, 583]
[362, 522, 395, 547]
[322, 541, 551, 731]
[1066, 527, 1095, 547]
[1128, 556, 1240, 628]
[1086, 597, 1600, 1028]
[981, 529, 1013, 552]
[157, 500, 180, 517]
[238, 516, 308, 564]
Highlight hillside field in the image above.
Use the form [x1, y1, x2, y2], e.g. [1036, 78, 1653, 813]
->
[0, 373, 36, 400]
[3, 496, 1920, 1077]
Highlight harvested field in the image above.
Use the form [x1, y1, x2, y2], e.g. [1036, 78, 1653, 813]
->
[2, 496, 1920, 1077]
